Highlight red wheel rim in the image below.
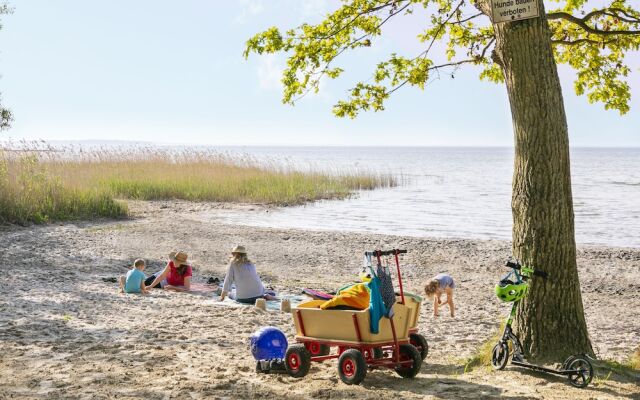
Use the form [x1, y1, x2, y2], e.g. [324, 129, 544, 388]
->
[309, 342, 320, 355]
[410, 339, 422, 352]
[399, 350, 412, 366]
[288, 353, 300, 371]
[342, 358, 356, 378]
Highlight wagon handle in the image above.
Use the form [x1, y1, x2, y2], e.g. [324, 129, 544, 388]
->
[393, 251, 405, 305]
[364, 249, 407, 256]
[365, 249, 407, 305]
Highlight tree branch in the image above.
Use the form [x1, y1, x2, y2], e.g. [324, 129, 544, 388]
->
[313, 0, 403, 40]
[551, 38, 616, 46]
[346, 2, 412, 49]
[546, 11, 640, 36]
[415, 0, 466, 61]
[582, 8, 640, 25]
[389, 37, 495, 95]
[449, 12, 484, 25]
[292, 2, 412, 102]
[388, 59, 473, 94]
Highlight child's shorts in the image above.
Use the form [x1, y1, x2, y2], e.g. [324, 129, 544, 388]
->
[144, 273, 166, 289]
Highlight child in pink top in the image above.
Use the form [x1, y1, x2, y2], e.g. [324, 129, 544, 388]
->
[145, 251, 193, 292]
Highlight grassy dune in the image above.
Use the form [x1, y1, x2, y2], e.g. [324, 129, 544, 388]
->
[0, 145, 395, 224]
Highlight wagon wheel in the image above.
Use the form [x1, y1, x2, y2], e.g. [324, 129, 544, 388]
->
[409, 333, 429, 360]
[567, 357, 593, 388]
[491, 342, 509, 370]
[285, 344, 311, 378]
[395, 344, 422, 378]
[337, 349, 368, 385]
[305, 342, 330, 357]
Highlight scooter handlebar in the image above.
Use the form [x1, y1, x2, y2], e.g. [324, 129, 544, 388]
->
[532, 269, 548, 278]
[505, 260, 548, 279]
[506, 260, 520, 269]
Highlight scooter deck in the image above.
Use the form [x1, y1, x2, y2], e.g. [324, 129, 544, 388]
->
[511, 360, 572, 376]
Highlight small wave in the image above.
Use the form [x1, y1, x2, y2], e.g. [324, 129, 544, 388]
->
[611, 181, 640, 186]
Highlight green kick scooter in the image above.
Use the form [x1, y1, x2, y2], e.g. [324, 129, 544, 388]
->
[491, 260, 594, 388]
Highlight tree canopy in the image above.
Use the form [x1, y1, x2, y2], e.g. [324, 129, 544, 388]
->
[244, 0, 640, 117]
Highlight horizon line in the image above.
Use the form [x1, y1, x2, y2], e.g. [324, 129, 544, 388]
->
[1, 138, 638, 149]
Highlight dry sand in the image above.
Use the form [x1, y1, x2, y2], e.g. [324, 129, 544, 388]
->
[1, 200, 638, 399]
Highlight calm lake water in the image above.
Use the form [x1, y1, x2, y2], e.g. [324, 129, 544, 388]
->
[207, 147, 640, 248]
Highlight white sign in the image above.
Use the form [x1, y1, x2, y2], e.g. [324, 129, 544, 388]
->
[492, 0, 539, 23]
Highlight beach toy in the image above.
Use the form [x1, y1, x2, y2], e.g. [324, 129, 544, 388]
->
[250, 327, 289, 374]
[255, 298, 267, 311]
[280, 298, 291, 313]
[250, 326, 288, 361]
[302, 288, 333, 301]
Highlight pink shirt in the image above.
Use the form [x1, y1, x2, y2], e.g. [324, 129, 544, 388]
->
[166, 261, 192, 286]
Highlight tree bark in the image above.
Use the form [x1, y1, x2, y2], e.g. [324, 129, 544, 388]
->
[486, 1, 593, 361]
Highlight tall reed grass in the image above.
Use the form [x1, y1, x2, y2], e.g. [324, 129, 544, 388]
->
[0, 143, 396, 224]
[0, 151, 127, 224]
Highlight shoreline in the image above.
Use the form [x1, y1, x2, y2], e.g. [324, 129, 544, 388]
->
[1, 200, 638, 399]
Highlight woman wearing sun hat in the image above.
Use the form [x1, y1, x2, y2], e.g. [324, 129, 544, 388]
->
[219, 245, 274, 304]
[145, 251, 193, 292]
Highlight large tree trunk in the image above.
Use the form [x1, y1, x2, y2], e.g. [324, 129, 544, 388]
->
[487, 2, 593, 361]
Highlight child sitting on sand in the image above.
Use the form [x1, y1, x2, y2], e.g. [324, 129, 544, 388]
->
[424, 273, 455, 318]
[119, 259, 149, 294]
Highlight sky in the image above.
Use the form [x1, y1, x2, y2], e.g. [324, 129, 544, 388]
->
[0, 0, 638, 147]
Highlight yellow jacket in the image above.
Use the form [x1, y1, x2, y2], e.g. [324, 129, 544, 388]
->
[319, 283, 370, 310]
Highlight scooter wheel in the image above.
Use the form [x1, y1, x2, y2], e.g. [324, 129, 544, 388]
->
[567, 356, 593, 388]
[491, 342, 509, 370]
[561, 355, 576, 371]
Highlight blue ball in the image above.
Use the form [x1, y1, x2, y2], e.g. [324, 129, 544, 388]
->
[250, 327, 288, 361]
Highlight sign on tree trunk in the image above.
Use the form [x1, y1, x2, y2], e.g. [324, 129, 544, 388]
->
[492, 0, 539, 23]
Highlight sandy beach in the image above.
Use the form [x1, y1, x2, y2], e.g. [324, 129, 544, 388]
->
[1, 200, 638, 399]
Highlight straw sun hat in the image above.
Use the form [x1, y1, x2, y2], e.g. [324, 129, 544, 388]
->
[231, 245, 247, 255]
[169, 251, 189, 266]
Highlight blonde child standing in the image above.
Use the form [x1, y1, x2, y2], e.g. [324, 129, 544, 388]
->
[119, 259, 149, 294]
[424, 273, 455, 318]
